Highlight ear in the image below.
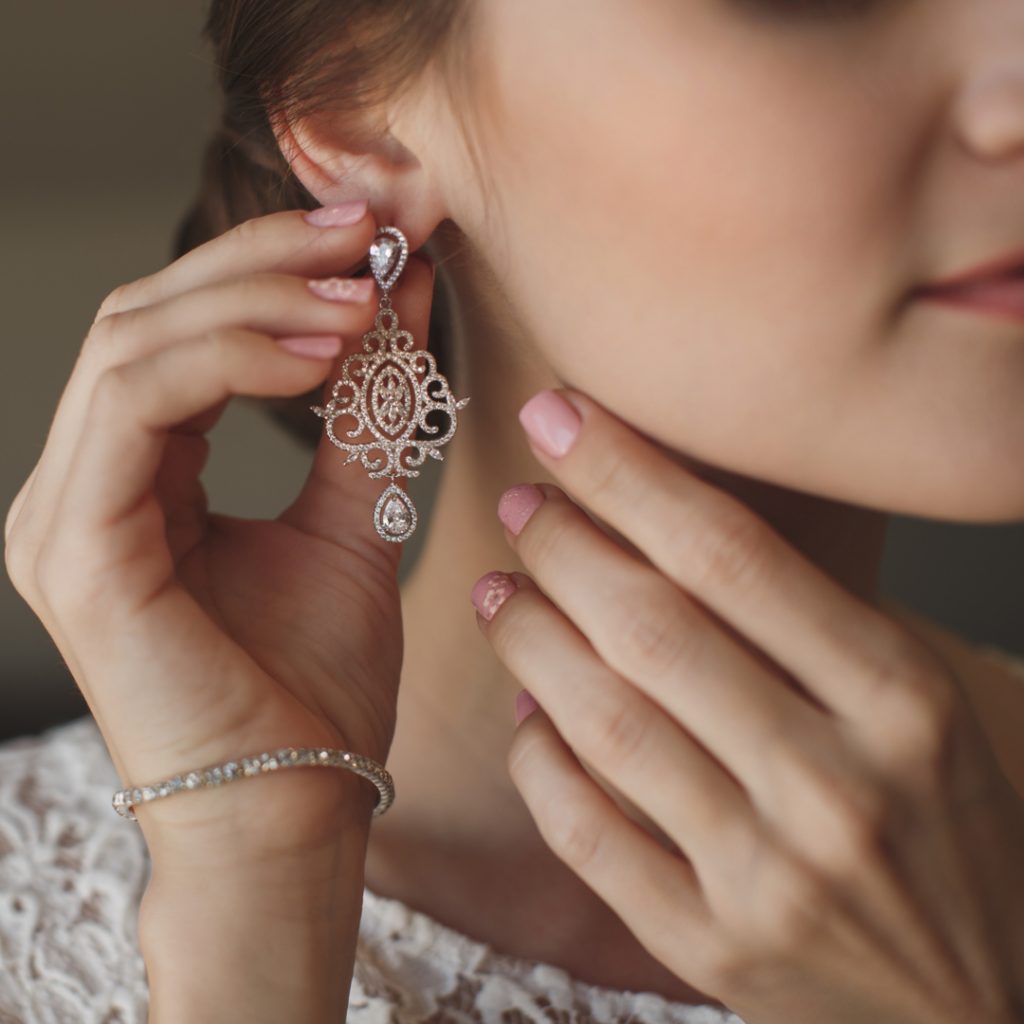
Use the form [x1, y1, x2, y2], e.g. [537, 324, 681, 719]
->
[269, 101, 448, 253]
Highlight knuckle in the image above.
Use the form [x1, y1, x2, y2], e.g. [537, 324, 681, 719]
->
[92, 282, 135, 325]
[4, 475, 44, 599]
[4, 526, 33, 597]
[813, 777, 890, 873]
[82, 305, 127, 360]
[586, 433, 636, 505]
[606, 583, 696, 679]
[522, 506, 577, 576]
[195, 326, 248, 379]
[544, 797, 604, 872]
[689, 507, 774, 595]
[202, 324, 233, 360]
[4, 479, 30, 547]
[756, 850, 833, 955]
[873, 653, 960, 774]
[585, 695, 653, 767]
[90, 363, 134, 420]
[225, 273, 272, 312]
[774, 743, 891, 871]
[228, 214, 263, 251]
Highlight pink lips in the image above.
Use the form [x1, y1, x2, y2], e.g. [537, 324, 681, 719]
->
[915, 249, 1024, 324]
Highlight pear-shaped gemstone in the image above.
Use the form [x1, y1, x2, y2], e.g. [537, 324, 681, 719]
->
[373, 483, 417, 542]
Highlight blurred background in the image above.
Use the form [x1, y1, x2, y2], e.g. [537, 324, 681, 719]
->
[1, 3, 1021, 744]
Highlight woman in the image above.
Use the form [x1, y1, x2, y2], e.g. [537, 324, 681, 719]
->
[3, 0, 1024, 1021]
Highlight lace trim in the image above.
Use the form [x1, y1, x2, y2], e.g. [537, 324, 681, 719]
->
[3, 640, 1022, 1023]
[354, 886, 745, 1023]
[0, 715, 744, 1023]
[0, 715, 151, 1024]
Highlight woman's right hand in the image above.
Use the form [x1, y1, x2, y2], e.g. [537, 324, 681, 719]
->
[3, 203, 431, 854]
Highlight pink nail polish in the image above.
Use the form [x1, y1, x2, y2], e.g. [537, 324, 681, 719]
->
[307, 276, 376, 302]
[276, 334, 343, 359]
[470, 570, 517, 621]
[303, 199, 369, 227]
[515, 689, 539, 725]
[518, 390, 581, 458]
[497, 483, 545, 536]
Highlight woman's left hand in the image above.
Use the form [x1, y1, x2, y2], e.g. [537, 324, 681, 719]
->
[471, 387, 1024, 1024]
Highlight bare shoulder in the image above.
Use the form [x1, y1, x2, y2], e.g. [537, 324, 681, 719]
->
[879, 597, 1024, 798]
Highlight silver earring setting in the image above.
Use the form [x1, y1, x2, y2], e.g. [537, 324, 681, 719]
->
[310, 226, 470, 543]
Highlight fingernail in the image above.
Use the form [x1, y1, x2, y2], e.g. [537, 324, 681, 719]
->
[518, 389, 581, 458]
[515, 689, 539, 725]
[303, 199, 369, 227]
[307, 276, 376, 302]
[276, 334, 343, 359]
[497, 483, 545, 536]
[471, 570, 517, 621]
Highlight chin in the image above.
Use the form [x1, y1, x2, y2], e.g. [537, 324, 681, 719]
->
[910, 485, 1024, 525]
[853, 461, 1024, 524]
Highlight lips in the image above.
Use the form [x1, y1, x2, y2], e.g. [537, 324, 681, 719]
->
[919, 277, 1024, 318]
[918, 248, 1024, 294]
[914, 247, 1024, 322]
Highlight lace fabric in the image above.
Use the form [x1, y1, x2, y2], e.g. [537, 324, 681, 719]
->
[1, 642, 1021, 1023]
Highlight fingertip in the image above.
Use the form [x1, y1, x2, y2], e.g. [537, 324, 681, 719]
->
[276, 334, 344, 359]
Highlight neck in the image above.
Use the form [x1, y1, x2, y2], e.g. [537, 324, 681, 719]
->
[363, 240, 890, 921]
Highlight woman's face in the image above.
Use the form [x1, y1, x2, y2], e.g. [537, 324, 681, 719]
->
[418, 0, 1024, 522]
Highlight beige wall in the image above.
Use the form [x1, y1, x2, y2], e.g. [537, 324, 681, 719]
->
[1, 3, 1021, 742]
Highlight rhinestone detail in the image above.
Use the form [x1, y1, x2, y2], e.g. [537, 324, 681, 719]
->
[111, 746, 394, 821]
[311, 225, 470, 543]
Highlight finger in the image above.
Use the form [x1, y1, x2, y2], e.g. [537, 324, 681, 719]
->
[501, 483, 837, 814]
[49, 327, 341, 613]
[88, 270, 380, 372]
[516, 388, 926, 723]
[4, 463, 39, 543]
[474, 569, 760, 904]
[507, 694, 720, 988]
[11, 209, 378, 592]
[95, 205, 378, 317]
[87, 271, 381, 441]
[281, 255, 444, 554]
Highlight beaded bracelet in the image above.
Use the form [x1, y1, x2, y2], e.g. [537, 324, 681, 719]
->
[112, 745, 394, 820]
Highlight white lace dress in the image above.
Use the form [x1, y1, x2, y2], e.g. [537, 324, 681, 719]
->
[3, 644, 1022, 1024]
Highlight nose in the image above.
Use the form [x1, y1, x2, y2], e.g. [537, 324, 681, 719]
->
[954, 59, 1024, 164]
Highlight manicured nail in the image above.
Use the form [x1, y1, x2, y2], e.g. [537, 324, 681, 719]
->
[518, 389, 581, 458]
[497, 483, 545, 536]
[275, 334, 343, 359]
[515, 689, 539, 725]
[303, 199, 369, 227]
[471, 570, 517, 621]
[307, 276, 376, 302]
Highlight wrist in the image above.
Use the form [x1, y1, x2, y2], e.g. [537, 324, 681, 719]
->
[138, 757, 378, 870]
[139, 811, 373, 1024]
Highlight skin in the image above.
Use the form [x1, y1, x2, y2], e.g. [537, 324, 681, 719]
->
[270, 0, 1024, 1006]
[6, 0, 1023, 1017]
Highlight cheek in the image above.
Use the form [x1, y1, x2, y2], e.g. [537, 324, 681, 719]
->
[465, 0, 1024, 517]
[476, 9, 909, 472]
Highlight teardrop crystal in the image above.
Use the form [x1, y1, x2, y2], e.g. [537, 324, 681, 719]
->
[369, 238, 397, 283]
[367, 227, 409, 292]
[373, 482, 418, 542]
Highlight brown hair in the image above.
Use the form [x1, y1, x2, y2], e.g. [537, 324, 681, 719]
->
[170, 0, 479, 448]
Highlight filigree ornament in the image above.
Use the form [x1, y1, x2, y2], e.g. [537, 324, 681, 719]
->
[311, 226, 470, 543]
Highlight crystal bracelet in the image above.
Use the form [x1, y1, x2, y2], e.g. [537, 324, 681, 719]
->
[111, 745, 394, 820]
